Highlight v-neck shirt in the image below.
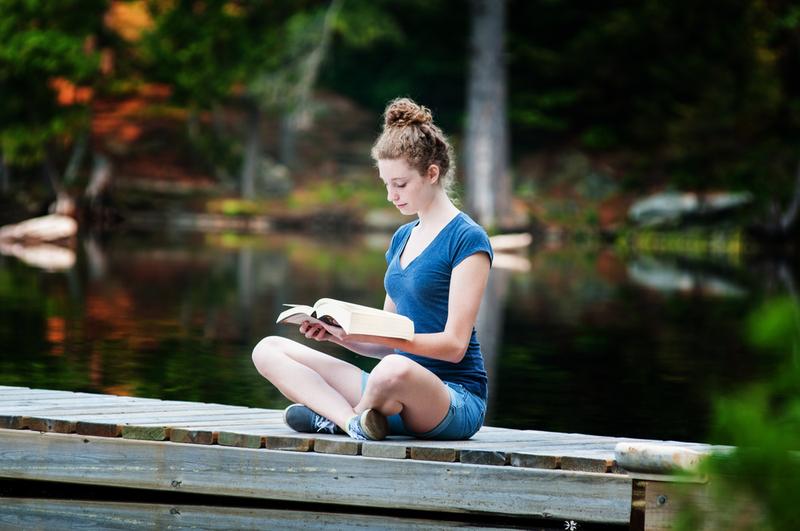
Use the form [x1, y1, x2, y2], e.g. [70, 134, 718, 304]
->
[384, 211, 493, 399]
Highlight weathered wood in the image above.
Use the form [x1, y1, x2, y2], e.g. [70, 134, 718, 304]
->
[0, 498, 511, 530]
[122, 425, 172, 441]
[560, 455, 614, 474]
[460, 449, 508, 466]
[361, 442, 409, 459]
[264, 435, 314, 452]
[0, 399, 221, 414]
[169, 427, 216, 445]
[76, 421, 122, 438]
[509, 452, 560, 470]
[169, 421, 287, 446]
[0, 429, 633, 523]
[217, 431, 263, 449]
[27, 417, 77, 433]
[409, 446, 458, 462]
[314, 437, 360, 456]
[0, 415, 27, 430]
[642, 479, 761, 530]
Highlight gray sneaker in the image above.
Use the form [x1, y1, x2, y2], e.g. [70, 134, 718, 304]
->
[346, 409, 389, 441]
[283, 404, 343, 434]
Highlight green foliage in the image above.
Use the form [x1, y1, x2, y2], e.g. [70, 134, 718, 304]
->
[507, 0, 800, 205]
[0, 0, 106, 165]
[684, 296, 800, 529]
[320, 0, 468, 130]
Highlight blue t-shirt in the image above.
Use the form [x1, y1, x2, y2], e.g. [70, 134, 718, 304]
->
[384, 212, 493, 400]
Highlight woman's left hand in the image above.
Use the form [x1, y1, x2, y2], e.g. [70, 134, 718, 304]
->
[299, 320, 347, 342]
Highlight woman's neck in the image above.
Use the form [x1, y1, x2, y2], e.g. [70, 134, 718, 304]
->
[416, 189, 459, 229]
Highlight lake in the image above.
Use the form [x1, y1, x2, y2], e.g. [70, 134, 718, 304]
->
[0, 227, 789, 444]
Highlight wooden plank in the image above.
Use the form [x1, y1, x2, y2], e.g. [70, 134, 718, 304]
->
[509, 452, 560, 470]
[506, 446, 616, 473]
[13, 409, 278, 428]
[264, 435, 314, 452]
[11, 411, 280, 436]
[2, 404, 258, 420]
[122, 425, 171, 441]
[0, 399, 222, 414]
[0, 498, 512, 530]
[460, 449, 508, 466]
[314, 438, 360, 456]
[169, 421, 288, 446]
[78, 417, 280, 439]
[217, 431, 263, 449]
[361, 442, 408, 459]
[409, 446, 458, 462]
[0, 429, 633, 523]
[76, 421, 122, 438]
[120, 415, 285, 441]
[0, 397, 135, 409]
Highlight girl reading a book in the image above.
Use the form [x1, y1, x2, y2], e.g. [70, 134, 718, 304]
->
[252, 97, 493, 441]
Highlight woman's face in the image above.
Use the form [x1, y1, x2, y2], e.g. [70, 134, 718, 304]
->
[378, 158, 438, 216]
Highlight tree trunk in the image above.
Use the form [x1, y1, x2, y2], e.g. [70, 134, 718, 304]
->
[63, 131, 88, 186]
[240, 100, 261, 199]
[43, 148, 75, 216]
[85, 151, 112, 207]
[279, 113, 298, 171]
[279, 0, 343, 170]
[464, 0, 510, 230]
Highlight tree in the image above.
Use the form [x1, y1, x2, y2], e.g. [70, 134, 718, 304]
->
[506, 0, 800, 234]
[464, 0, 511, 230]
[143, 0, 364, 199]
[0, 0, 108, 212]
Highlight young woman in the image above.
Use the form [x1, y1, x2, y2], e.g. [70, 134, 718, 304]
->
[251, 98, 493, 441]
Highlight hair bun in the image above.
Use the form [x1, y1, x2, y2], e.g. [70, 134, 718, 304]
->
[384, 98, 433, 128]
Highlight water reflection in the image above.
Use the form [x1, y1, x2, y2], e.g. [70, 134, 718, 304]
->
[628, 255, 747, 297]
[0, 230, 793, 443]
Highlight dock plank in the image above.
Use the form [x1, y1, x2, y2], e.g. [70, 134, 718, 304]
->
[0, 498, 520, 530]
[0, 429, 633, 524]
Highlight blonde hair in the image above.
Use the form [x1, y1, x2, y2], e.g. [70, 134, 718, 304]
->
[371, 98, 456, 196]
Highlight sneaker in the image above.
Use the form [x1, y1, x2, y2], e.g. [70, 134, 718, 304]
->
[346, 408, 389, 441]
[283, 404, 343, 434]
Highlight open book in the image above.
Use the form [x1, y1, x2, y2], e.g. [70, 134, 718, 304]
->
[276, 298, 414, 340]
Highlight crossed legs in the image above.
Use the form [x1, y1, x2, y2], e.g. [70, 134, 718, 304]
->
[251, 336, 452, 434]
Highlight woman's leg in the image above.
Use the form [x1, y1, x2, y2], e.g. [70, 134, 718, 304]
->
[357, 354, 452, 434]
[251, 336, 362, 430]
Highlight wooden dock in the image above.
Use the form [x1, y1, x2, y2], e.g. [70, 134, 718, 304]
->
[0, 385, 723, 529]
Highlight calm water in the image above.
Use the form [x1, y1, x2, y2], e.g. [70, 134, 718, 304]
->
[0, 228, 791, 443]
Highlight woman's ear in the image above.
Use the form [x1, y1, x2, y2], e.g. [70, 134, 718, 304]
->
[427, 164, 440, 184]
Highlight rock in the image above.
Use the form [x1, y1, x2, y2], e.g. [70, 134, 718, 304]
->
[0, 214, 78, 243]
[489, 233, 532, 252]
[628, 191, 753, 227]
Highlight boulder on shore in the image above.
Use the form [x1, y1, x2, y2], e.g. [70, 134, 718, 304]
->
[629, 191, 753, 227]
[0, 214, 78, 243]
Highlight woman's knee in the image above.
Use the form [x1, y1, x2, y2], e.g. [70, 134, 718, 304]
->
[368, 354, 416, 393]
[251, 336, 290, 375]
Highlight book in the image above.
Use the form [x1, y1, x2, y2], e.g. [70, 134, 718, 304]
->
[275, 297, 414, 340]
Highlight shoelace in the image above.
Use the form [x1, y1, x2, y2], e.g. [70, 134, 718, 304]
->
[313, 414, 337, 434]
[346, 416, 367, 440]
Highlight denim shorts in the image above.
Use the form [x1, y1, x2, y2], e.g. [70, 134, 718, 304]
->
[360, 370, 486, 440]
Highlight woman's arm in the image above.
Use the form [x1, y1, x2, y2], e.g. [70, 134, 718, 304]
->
[302, 252, 491, 363]
[298, 294, 399, 359]
[340, 252, 491, 363]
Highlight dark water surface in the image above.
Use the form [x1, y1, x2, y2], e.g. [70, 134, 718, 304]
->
[0, 228, 790, 444]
